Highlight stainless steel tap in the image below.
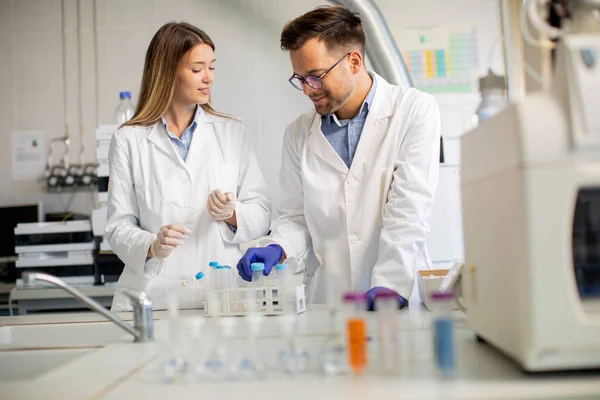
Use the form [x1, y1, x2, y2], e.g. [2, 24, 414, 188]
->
[22, 272, 154, 343]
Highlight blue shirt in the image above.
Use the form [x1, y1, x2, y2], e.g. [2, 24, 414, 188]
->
[321, 74, 377, 168]
[161, 106, 202, 161]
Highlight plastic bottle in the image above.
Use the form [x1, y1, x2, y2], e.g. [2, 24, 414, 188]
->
[115, 91, 135, 125]
[472, 69, 507, 127]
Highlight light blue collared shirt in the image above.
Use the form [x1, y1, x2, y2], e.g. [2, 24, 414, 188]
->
[161, 106, 202, 161]
[321, 73, 377, 168]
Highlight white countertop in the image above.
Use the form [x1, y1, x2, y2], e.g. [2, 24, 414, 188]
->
[1, 306, 599, 400]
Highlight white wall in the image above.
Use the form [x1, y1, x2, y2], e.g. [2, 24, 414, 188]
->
[0, 0, 503, 217]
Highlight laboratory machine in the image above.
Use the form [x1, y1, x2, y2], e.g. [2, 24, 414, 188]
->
[462, 0, 600, 372]
[91, 125, 124, 284]
[14, 220, 96, 286]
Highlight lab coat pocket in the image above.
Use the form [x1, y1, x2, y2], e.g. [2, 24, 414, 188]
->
[211, 165, 238, 195]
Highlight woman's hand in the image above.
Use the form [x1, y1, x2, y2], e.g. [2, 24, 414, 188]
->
[148, 224, 191, 259]
[207, 189, 237, 225]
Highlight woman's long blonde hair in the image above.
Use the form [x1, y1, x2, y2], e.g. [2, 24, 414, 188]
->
[124, 22, 224, 127]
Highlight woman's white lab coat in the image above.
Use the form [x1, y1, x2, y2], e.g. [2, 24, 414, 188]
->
[267, 72, 441, 304]
[106, 111, 270, 310]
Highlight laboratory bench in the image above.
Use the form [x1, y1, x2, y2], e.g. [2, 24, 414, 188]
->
[0, 303, 599, 400]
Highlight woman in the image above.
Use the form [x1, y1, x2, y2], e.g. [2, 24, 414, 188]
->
[106, 22, 271, 310]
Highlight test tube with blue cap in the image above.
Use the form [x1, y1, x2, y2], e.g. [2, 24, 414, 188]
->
[430, 290, 455, 377]
[275, 263, 289, 283]
[206, 261, 223, 317]
[217, 265, 234, 289]
[195, 271, 207, 290]
[250, 263, 265, 311]
[250, 263, 264, 287]
[195, 271, 215, 314]
[217, 265, 234, 311]
[208, 261, 219, 290]
[276, 263, 295, 314]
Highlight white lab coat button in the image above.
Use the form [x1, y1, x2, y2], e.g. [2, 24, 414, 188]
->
[182, 278, 191, 287]
[347, 176, 355, 184]
[180, 179, 186, 184]
[349, 236, 358, 244]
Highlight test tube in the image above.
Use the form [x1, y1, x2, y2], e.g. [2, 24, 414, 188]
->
[275, 263, 290, 285]
[209, 261, 219, 290]
[275, 263, 295, 314]
[218, 265, 233, 289]
[195, 271, 207, 289]
[216, 265, 226, 289]
[218, 265, 233, 313]
[250, 263, 264, 287]
[278, 314, 308, 376]
[162, 279, 188, 382]
[431, 290, 455, 377]
[376, 291, 399, 374]
[343, 292, 368, 375]
[189, 316, 206, 380]
[205, 317, 238, 381]
[195, 272, 209, 309]
[321, 268, 346, 376]
[239, 314, 266, 380]
[226, 265, 237, 289]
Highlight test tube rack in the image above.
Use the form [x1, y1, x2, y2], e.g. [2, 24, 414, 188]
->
[204, 284, 307, 317]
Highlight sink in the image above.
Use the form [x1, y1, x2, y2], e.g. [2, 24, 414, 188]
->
[0, 321, 131, 383]
[0, 321, 129, 350]
[0, 348, 94, 382]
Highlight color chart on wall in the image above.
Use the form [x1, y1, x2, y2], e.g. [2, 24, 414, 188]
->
[394, 24, 479, 93]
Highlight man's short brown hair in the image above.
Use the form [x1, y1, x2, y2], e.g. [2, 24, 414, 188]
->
[280, 5, 365, 56]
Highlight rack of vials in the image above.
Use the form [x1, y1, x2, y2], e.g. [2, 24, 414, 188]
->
[198, 262, 307, 317]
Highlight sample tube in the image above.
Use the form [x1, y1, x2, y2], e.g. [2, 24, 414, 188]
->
[431, 290, 455, 377]
[195, 271, 207, 290]
[250, 262, 264, 287]
[278, 314, 308, 376]
[217, 265, 234, 289]
[376, 291, 399, 374]
[209, 261, 219, 290]
[321, 266, 346, 376]
[343, 292, 368, 375]
[205, 317, 237, 381]
[275, 263, 295, 314]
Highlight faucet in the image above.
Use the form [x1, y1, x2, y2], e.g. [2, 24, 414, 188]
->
[22, 272, 154, 343]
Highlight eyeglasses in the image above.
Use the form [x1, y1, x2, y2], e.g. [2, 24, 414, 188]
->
[288, 52, 351, 91]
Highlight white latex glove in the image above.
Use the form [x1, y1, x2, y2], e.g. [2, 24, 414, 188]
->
[207, 189, 236, 221]
[149, 224, 191, 259]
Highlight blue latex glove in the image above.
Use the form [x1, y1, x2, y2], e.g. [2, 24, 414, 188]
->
[236, 244, 283, 282]
[366, 286, 408, 311]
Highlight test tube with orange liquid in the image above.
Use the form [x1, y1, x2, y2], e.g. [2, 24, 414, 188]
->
[343, 292, 368, 375]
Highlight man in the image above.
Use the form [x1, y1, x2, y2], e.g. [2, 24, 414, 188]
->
[236, 5, 440, 309]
